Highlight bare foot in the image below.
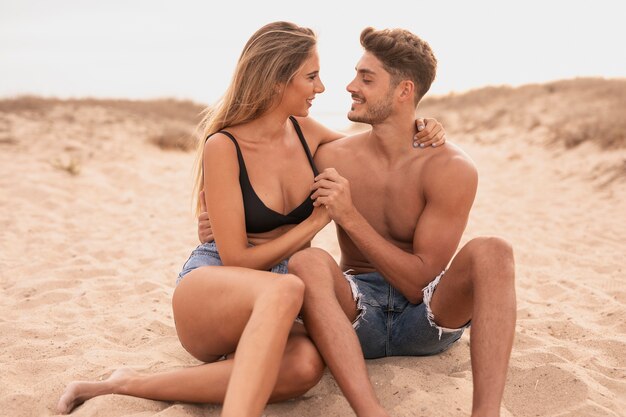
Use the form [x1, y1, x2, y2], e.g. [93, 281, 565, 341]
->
[354, 404, 391, 417]
[57, 368, 137, 414]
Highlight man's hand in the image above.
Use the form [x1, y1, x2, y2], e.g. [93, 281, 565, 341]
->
[311, 168, 356, 225]
[414, 117, 446, 148]
[197, 190, 214, 244]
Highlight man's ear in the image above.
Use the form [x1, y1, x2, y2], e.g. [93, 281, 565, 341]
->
[397, 80, 415, 102]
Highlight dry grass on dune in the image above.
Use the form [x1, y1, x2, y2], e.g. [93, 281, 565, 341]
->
[0, 96, 206, 152]
[418, 77, 626, 150]
[0, 96, 205, 122]
[148, 126, 199, 151]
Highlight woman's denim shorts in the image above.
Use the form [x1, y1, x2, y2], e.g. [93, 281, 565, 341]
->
[177, 241, 289, 285]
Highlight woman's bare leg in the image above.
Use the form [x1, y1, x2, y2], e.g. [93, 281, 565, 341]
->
[57, 324, 324, 413]
[58, 266, 318, 416]
[218, 274, 303, 417]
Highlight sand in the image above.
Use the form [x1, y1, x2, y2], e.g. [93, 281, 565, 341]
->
[0, 90, 624, 416]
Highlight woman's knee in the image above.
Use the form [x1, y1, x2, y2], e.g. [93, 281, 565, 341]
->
[287, 354, 324, 395]
[282, 273, 306, 298]
[261, 273, 305, 315]
[274, 337, 325, 399]
[288, 247, 336, 278]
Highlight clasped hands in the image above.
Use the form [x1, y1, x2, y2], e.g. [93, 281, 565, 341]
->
[310, 168, 355, 226]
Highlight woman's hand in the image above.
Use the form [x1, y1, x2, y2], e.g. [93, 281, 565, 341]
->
[308, 205, 332, 230]
[413, 118, 446, 148]
[197, 190, 214, 244]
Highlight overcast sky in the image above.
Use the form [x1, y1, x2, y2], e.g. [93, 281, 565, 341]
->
[1, 0, 624, 126]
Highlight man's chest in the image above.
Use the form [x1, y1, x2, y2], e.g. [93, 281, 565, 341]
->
[347, 168, 425, 243]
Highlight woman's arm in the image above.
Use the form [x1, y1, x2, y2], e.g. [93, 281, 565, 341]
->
[203, 134, 330, 271]
[294, 116, 345, 153]
[414, 117, 446, 148]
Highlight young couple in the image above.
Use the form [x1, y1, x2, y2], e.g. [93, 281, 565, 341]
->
[58, 21, 516, 417]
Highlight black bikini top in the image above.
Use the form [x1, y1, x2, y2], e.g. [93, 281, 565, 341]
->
[210, 116, 319, 234]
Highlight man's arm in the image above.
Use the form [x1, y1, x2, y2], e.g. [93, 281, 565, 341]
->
[311, 155, 477, 304]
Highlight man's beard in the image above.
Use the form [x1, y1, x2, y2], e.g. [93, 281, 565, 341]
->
[347, 90, 394, 125]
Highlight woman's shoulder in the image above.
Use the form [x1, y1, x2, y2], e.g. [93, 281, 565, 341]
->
[292, 115, 321, 135]
[204, 131, 237, 150]
[293, 116, 345, 151]
[203, 131, 241, 166]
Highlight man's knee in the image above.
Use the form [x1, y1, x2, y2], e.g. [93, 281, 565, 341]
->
[465, 236, 515, 279]
[466, 236, 513, 260]
[288, 247, 336, 278]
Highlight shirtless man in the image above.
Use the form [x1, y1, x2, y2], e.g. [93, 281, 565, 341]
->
[285, 27, 516, 417]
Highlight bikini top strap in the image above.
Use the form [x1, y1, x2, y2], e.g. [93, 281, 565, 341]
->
[289, 116, 319, 176]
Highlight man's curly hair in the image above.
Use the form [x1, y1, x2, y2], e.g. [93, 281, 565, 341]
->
[360, 27, 437, 105]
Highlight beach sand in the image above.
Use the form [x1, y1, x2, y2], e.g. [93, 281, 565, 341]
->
[0, 83, 625, 416]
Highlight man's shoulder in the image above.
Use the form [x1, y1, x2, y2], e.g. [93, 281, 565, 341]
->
[420, 143, 478, 195]
[424, 142, 476, 174]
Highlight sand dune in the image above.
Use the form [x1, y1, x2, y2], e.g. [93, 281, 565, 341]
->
[1, 79, 625, 416]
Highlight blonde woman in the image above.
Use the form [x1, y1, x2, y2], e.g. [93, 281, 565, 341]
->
[57, 21, 445, 417]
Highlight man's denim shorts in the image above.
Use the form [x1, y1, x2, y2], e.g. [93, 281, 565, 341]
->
[177, 241, 289, 285]
[345, 271, 469, 359]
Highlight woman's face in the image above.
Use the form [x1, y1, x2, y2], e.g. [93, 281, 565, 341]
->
[279, 48, 325, 117]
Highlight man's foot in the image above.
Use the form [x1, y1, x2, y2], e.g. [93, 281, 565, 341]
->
[57, 368, 137, 414]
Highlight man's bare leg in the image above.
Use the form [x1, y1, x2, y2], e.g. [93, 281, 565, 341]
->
[429, 237, 516, 417]
[289, 248, 389, 417]
[57, 324, 324, 413]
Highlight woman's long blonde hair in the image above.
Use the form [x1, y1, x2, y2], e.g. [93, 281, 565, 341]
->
[192, 21, 317, 214]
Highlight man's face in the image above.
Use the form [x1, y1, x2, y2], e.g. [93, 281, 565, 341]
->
[346, 52, 395, 125]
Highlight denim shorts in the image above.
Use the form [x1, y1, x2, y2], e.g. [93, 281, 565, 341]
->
[176, 241, 290, 285]
[344, 271, 469, 359]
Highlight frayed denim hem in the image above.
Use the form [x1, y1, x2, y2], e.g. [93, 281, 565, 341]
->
[342, 270, 367, 329]
[422, 270, 468, 340]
